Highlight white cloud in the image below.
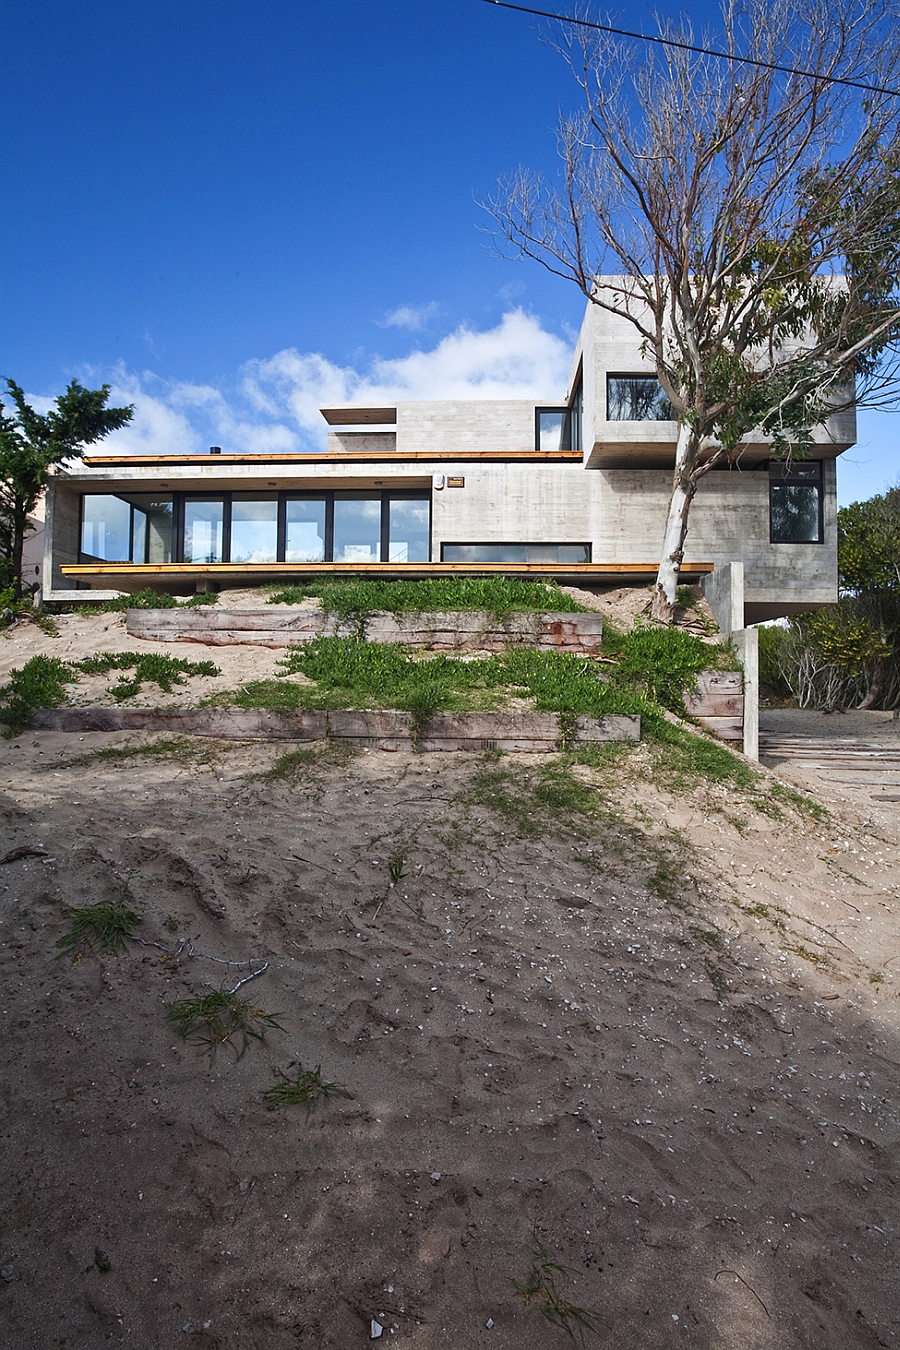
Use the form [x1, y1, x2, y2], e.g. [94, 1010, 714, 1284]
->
[378, 302, 439, 331]
[89, 310, 571, 456]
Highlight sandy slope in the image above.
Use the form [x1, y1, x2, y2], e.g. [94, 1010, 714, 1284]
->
[0, 608, 898, 1349]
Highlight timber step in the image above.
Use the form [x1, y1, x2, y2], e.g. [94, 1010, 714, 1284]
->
[29, 707, 640, 752]
[126, 607, 605, 653]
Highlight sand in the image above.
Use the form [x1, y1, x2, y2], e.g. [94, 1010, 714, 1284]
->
[0, 608, 898, 1348]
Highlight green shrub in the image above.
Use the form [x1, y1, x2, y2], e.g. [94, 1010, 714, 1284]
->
[611, 627, 732, 712]
[55, 897, 139, 957]
[74, 651, 220, 699]
[267, 576, 588, 619]
[0, 655, 71, 736]
[71, 588, 219, 614]
[757, 623, 787, 690]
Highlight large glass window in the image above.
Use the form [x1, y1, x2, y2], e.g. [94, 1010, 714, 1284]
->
[81, 494, 130, 561]
[770, 461, 823, 543]
[78, 489, 432, 565]
[183, 499, 225, 563]
[80, 493, 173, 562]
[441, 543, 591, 564]
[388, 497, 430, 562]
[333, 494, 381, 563]
[607, 374, 672, 421]
[285, 498, 327, 562]
[230, 495, 278, 563]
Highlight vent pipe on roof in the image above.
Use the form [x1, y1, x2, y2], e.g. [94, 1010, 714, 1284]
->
[209, 445, 222, 455]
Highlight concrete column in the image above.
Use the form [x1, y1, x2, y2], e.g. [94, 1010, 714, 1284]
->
[701, 560, 744, 636]
[732, 626, 759, 761]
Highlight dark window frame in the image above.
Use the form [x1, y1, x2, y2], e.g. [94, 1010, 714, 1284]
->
[606, 373, 673, 422]
[79, 489, 432, 565]
[440, 542, 592, 564]
[768, 459, 824, 545]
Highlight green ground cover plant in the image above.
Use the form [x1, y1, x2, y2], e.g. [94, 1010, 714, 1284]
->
[267, 576, 588, 619]
[47, 736, 223, 771]
[75, 651, 220, 699]
[68, 588, 220, 615]
[272, 638, 651, 722]
[261, 1065, 351, 1116]
[0, 651, 221, 734]
[55, 896, 140, 957]
[166, 990, 284, 1061]
[510, 1235, 604, 1346]
[0, 654, 70, 736]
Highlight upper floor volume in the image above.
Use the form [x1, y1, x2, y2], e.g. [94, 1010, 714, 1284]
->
[41, 295, 855, 623]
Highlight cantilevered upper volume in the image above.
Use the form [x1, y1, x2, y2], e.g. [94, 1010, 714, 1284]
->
[40, 297, 852, 624]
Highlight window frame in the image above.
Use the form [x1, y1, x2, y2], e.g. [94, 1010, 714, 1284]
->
[440, 542, 593, 564]
[605, 373, 673, 422]
[79, 488, 432, 565]
[768, 459, 825, 545]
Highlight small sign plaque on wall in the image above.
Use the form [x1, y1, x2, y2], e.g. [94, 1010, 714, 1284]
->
[447, 476, 465, 488]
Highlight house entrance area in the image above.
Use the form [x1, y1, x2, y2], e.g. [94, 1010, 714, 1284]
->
[79, 490, 432, 566]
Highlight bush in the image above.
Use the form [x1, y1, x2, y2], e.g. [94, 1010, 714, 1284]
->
[778, 595, 900, 710]
[267, 576, 588, 619]
[0, 655, 71, 737]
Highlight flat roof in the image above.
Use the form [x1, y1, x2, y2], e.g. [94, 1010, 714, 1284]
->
[320, 407, 397, 425]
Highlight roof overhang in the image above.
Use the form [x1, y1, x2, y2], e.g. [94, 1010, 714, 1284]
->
[320, 407, 397, 425]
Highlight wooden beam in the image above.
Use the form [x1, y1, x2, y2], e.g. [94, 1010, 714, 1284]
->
[77, 449, 583, 467]
[61, 560, 714, 579]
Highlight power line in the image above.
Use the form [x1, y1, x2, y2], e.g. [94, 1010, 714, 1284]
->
[481, 0, 900, 98]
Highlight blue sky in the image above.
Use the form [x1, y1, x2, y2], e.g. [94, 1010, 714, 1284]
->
[1, 0, 895, 504]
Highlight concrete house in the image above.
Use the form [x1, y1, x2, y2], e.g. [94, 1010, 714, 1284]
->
[43, 297, 854, 626]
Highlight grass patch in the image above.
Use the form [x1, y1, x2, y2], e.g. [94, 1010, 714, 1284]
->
[646, 717, 757, 791]
[510, 1235, 604, 1347]
[267, 576, 589, 619]
[166, 990, 284, 1060]
[261, 741, 359, 782]
[0, 654, 71, 737]
[67, 588, 220, 614]
[274, 638, 649, 725]
[56, 896, 139, 957]
[47, 736, 222, 771]
[463, 755, 601, 838]
[261, 1065, 351, 1116]
[762, 780, 829, 822]
[611, 626, 733, 713]
[74, 651, 220, 700]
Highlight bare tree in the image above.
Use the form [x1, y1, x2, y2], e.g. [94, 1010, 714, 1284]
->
[489, 0, 900, 621]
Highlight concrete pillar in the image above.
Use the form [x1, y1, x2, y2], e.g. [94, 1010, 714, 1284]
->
[701, 560, 744, 636]
[732, 626, 759, 761]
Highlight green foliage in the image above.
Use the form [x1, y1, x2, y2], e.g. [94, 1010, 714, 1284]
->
[74, 588, 220, 614]
[267, 576, 588, 619]
[778, 595, 900, 709]
[510, 1235, 604, 1346]
[0, 587, 59, 635]
[166, 990, 284, 1060]
[273, 637, 650, 725]
[839, 487, 900, 594]
[0, 378, 132, 593]
[261, 1065, 351, 1116]
[463, 755, 603, 837]
[48, 736, 220, 771]
[647, 716, 757, 790]
[55, 897, 139, 957]
[757, 623, 787, 691]
[610, 627, 733, 712]
[0, 654, 70, 736]
[74, 651, 220, 700]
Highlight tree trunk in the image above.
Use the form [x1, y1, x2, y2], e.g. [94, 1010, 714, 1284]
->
[651, 421, 701, 623]
[12, 508, 26, 599]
